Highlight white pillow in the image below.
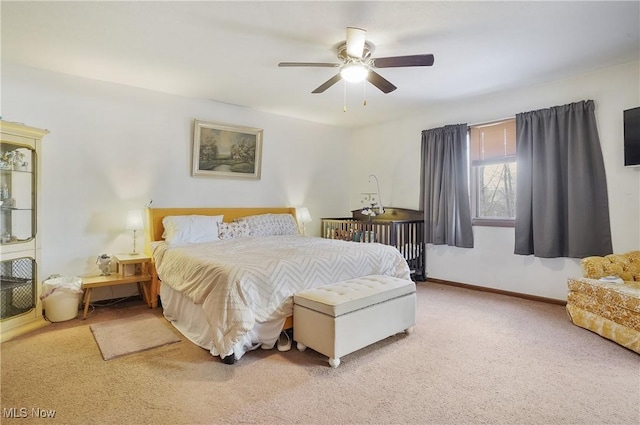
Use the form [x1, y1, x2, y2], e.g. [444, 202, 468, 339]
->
[234, 213, 299, 236]
[162, 215, 224, 245]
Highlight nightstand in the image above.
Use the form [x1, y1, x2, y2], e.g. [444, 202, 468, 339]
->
[81, 253, 153, 319]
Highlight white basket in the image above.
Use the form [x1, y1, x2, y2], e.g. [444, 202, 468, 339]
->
[42, 277, 82, 322]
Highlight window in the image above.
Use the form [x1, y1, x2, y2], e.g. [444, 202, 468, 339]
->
[469, 119, 517, 227]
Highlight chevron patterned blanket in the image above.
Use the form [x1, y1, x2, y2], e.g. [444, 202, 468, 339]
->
[152, 235, 410, 357]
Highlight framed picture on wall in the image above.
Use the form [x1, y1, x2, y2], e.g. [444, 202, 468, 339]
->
[192, 119, 263, 179]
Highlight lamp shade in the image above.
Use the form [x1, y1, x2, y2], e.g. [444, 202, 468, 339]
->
[340, 63, 369, 83]
[126, 209, 144, 230]
[296, 207, 312, 224]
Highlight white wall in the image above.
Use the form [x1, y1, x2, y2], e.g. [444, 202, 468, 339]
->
[350, 61, 640, 301]
[3, 62, 638, 303]
[2, 64, 350, 300]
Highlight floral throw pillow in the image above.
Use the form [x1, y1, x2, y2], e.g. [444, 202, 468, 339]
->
[217, 221, 250, 240]
[234, 213, 299, 236]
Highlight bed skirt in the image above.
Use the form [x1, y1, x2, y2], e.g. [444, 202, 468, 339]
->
[160, 282, 286, 360]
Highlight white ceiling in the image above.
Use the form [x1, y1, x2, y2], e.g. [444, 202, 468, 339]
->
[2, 1, 639, 129]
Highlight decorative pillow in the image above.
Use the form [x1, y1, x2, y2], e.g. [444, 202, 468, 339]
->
[162, 215, 223, 245]
[217, 221, 250, 240]
[234, 213, 299, 236]
[581, 250, 640, 282]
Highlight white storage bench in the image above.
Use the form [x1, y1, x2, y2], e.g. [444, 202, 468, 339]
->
[293, 275, 416, 367]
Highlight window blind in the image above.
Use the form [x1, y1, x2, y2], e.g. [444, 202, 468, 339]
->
[469, 119, 516, 165]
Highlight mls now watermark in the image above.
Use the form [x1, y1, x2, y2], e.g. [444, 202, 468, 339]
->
[3, 407, 57, 419]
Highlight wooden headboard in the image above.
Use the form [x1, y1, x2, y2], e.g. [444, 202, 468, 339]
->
[145, 207, 297, 252]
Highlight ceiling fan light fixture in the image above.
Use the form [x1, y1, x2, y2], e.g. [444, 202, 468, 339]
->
[340, 62, 369, 83]
[278, 26, 434, 94]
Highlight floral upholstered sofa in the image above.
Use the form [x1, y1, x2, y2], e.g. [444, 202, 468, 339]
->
[566, 251, 640, 354]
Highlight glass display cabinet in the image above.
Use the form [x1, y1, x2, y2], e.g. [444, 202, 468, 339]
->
[0, 121, 49, 342]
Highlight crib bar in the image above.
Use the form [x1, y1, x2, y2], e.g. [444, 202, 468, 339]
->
[321, 215, 425, 281]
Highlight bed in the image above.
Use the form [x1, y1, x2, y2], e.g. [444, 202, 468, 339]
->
[145, 207, 411, 363]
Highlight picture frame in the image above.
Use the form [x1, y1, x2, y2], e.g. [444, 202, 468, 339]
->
[192, 119, 263, 179]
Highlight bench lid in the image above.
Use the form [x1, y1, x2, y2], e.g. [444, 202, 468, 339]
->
[294, 275, 416, 317]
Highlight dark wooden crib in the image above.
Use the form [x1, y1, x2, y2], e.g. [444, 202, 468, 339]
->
[321, 208, 426, 281]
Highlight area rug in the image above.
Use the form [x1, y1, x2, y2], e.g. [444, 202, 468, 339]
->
[90, 313, 180, 360]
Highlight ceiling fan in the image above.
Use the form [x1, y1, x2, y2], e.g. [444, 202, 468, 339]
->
[278, 27, 434, 94]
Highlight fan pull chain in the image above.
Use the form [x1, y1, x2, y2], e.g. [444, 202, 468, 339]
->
[343, 80, 347, 112]
[363, 80, 367, 106]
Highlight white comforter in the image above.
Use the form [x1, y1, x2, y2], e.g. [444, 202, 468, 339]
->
[152, 235, 410, 357]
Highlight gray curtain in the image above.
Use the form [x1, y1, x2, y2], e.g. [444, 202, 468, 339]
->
[420, 124, 474, 248]
[514, 100, 612, 258]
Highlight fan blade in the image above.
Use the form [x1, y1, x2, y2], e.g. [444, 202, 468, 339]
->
[367, 70, 397, 94]
[279, 62, 340, 68]
[372, 54, 435, 68]
[312, 73, 342, 94]
[346, 27, 366, 58]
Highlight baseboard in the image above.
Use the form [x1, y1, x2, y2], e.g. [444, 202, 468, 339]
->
[422, 278, 567, 306]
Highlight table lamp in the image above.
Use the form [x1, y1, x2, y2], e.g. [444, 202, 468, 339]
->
[126, 209, 144, 255]
[296, 207, 312, 235]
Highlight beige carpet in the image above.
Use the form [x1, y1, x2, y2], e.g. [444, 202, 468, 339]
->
[1, 282, 638, 425]
[90, 313, 180, 360]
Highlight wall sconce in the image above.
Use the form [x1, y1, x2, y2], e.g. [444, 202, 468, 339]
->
[296, 207, 312, 235]
[126, 209, 144, 255]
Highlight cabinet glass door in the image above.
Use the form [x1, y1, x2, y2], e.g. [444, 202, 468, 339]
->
[0, 143, 35, 244]
[0, 257, 35, 319]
